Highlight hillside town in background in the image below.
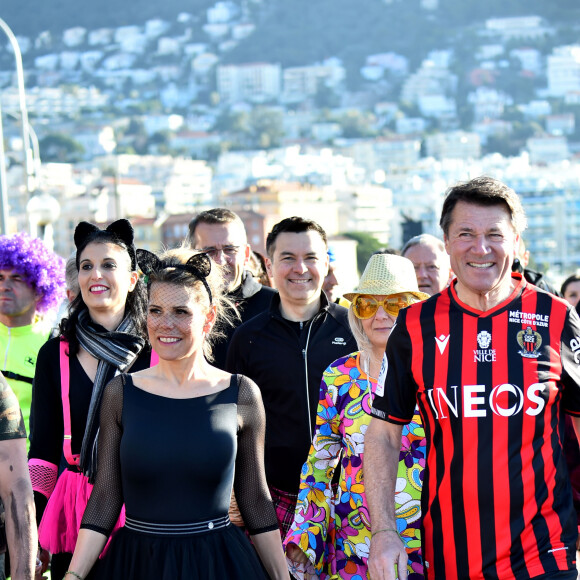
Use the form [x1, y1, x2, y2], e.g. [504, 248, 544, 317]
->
[1, 3, 580, 289]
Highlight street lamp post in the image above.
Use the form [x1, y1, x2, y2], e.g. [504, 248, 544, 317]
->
[0, 17, 34, 234]
[0, 101, 9, 234]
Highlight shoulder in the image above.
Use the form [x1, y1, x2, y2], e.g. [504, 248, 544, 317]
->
[106, 374, 129, 395]
[523, 282, 569, 315]
[37, 336, 63, 361]
[249, 286, 276, 309]
[235, 374, 263, 407]
[102, 374, 129, 407]
[256, 285, 277, 298]
[315, 304, 355, 344]
[0, 374, 26, 440]
[231, 310, 272, 338]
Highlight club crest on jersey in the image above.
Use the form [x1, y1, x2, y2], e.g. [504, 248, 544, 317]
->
[474, 330, 495, 362]
[517, 326, 542, 358]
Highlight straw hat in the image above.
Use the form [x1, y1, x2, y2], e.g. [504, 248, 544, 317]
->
[343, 253, 430, 302]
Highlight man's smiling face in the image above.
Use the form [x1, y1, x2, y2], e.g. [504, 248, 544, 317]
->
[266, 230, 329, 308]
[444, 200, 518, 306]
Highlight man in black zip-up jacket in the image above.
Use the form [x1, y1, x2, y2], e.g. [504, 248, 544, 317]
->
[226, 217, 356, 536]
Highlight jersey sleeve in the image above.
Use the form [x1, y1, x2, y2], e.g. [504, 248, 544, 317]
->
[283, 362, 343, 574]
[559, 306, 580, 416]
[80, 375, 125, 537]
[233, 374, 279, 535]
[370, 312, 418, 424]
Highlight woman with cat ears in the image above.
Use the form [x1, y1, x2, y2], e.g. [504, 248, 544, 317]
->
[65, 246, 289, 580]
[28, 219, 154, 580]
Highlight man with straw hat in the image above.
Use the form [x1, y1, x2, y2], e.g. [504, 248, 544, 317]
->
[365, 176, 580, 580]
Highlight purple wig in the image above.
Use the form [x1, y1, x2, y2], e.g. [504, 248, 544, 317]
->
[0, 232, 65, 314]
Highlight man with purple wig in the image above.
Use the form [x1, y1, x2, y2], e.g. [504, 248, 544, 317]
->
[0, 233, 65, 432]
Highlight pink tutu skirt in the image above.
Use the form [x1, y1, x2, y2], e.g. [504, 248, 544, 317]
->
[39, 469, 125, 555]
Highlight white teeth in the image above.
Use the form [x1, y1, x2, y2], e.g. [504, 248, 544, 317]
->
[291, 279, 310, 284]
[469, 262, 493, 268]
[159, 337, 180, 343]
[90, 286, 108, 292]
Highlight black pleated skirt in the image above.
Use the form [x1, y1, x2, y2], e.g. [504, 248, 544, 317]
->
[95, 523, 268, 579]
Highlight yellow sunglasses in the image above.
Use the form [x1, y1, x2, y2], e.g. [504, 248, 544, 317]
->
[352, 293, 417, 319]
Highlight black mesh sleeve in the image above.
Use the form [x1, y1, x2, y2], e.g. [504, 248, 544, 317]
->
[80, 375, 125, 537]
[233, 375, 279, 536]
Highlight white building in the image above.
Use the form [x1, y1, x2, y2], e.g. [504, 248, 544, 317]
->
[526, 136, 570, 164]
[345, 137, 421, 174]
[88, 28, 114, 46]
[62, 27, 87, 48]
[207, 1, 239, 23]
[401, 59, 457, 104]
[145, 19, 171, 39]
[547, 45, 580, 97]
[472, 119, 513, 145]
[418, 95, 457, 119]
[484, 16, 549, 40]
[157, 37, 181, 56]
[425, 131, 481, 160]
[518, 100, 552, 119]
[468, 87, 513, 122]
[334, 184, 394, 246]
[510, 48, 542, 75]
[396, 117, 427, 135]
[282, 61, 345, 103]
[506, 167, 580, 274]
[217, 63, 282, 103]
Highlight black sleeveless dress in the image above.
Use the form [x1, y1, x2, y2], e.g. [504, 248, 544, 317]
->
[80, 373, 279, 579]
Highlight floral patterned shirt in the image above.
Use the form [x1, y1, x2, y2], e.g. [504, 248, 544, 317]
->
[284, 352, 425, 579]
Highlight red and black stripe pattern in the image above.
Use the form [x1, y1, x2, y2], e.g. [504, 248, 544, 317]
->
[371, 274, 580, 579]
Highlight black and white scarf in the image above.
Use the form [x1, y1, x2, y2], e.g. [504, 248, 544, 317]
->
[77, 308, 145, 482]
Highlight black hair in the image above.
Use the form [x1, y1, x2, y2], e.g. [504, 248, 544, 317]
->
[59, 219, 148, 354]
[266, 216, 327, 257]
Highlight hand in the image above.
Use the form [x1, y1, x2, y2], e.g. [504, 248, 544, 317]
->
[286, 543, 309, 565]
[35, 548, 50, 580]
[368, 531, 408, 580]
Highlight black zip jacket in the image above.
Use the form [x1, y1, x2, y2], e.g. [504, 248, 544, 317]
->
[212, 271, 276, 370]
[226, 291, 356, 492]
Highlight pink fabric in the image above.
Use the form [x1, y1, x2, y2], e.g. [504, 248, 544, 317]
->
[28, 459, 58, 499]
[59, 340, 80, 467]
[39, 469, 125, 555]
[150, 349, 159, 366]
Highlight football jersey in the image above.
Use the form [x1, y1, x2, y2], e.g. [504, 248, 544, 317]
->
[371, 274, 580, 580]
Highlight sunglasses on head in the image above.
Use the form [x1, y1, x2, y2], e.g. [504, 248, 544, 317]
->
[352, 293, 417, 319]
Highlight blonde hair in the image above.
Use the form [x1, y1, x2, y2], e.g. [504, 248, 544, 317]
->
[149, 247, 236, 362]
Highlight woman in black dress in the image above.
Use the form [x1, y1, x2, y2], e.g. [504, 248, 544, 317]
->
[29, 219, 151, 580]
[65, 248, 289, 580]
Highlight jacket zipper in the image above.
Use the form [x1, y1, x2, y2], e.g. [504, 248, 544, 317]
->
[302, 322, 314, 442]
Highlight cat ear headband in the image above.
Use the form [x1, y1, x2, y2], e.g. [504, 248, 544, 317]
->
[74, 219, 137, 270]
[136, 249, 212, 304]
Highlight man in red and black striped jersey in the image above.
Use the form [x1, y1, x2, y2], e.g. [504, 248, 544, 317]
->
[365, 176, 580, 580]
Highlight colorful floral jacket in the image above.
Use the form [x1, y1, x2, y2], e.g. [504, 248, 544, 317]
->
[284, 352, 426, 579]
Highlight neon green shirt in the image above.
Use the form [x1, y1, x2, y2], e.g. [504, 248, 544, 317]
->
[0, 318, 52, 433]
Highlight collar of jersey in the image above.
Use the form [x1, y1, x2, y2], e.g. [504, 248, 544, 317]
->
[449, 272, 526, 317]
